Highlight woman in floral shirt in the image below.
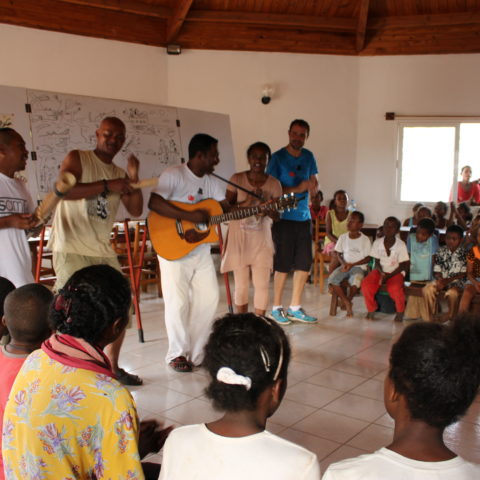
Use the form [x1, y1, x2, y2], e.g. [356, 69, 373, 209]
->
[2, 265, 170, 480]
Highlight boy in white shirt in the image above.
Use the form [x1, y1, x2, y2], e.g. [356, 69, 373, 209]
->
[361, 216, 410, 322]
[327, 211, 371, 316]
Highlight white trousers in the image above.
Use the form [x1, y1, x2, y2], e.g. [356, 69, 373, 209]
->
[159, 248, 219, 365]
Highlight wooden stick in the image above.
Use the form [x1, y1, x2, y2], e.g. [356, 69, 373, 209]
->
[130, 177, 159, 189]
[34, 172, 77, 225]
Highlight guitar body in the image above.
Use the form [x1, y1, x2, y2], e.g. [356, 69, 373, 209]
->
[148, 198, 223, 260]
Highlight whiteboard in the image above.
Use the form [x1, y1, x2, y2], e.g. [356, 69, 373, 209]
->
[0, 85, 235, 220]
[177, 106, 235, 182]
[27, 89, 182, 219]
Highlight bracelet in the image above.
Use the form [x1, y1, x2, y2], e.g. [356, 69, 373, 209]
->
[102, 179, 109, 195]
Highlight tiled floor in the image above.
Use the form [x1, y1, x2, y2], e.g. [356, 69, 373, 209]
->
[121, 275, 480, 473]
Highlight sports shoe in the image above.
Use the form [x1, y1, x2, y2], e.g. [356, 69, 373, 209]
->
[270, 308, 292, 325]
[286, 307, 318, 323]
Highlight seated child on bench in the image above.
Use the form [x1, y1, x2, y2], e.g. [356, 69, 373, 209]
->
[458, 227, 480, 315]
[361, 217, 409, 322]
[423, 224, 467, 322]
[327, 211, 371, 317]
[404, 217, 439, 320]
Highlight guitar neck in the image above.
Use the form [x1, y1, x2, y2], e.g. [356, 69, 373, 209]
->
[209, 205, 264, 225]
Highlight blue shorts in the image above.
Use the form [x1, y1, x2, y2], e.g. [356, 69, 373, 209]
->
[327, 266, 366, 288]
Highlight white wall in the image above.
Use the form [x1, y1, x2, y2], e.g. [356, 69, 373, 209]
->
[4, 24, 480, 225]
[0, 24, 168, 104]
[356, 54, 480, 224]
[166, 50, 359, 199]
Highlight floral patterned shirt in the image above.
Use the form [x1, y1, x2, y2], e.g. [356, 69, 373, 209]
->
[2, 349, 144, 480]
[434, 245, 467, 288]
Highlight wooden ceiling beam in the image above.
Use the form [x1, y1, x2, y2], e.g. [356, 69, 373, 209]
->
[361, 24, 480, 55]
[356, 0, 370, 52]
[368, 12, 480, 30]
[57, 0, 171, 18]
[186, 10, 357, 33]
[176, 22, 357, 55]
[166, 0, 194, 43]
[0, 0, 166, 45]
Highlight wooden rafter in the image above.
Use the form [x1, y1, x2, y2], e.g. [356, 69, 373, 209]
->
[166, 0, 194, 43]
[356, 0, 370, 52]
[57, 0, 170, 18]
[187, 10, 357, 32]
[368, 12, 480, 30]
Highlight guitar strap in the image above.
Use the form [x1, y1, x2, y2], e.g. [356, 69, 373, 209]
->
[211, 172, 263, 200]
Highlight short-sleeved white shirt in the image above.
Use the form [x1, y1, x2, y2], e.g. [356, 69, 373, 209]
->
[151, 164, 226, 255]
[322, 448, 480, 479]
[334, 232, 372, 270]
[0, 173, 35, 286]
[370, 237, 409, 274]
[152, 164, 225, 204]
[159, 424, 320, 480]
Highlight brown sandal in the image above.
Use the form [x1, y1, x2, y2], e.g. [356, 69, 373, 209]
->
[169, 356, 192, 373]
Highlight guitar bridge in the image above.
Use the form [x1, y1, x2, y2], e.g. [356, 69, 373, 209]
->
[176, 219, 185, 239]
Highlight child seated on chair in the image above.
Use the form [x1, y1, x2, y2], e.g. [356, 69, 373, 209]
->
[458, 228, 480, 315]
[324, 190, 349, 273]
[322, 316, 480, 480]
[361, 217, 409, 322]
[309, 190, 328, 222]
[433, 201, 449, 229]
[402, 202, 424, 228]
[327, 211, 371, 317]
[404, 218, 439, 320]
[422, 225, 467, 323]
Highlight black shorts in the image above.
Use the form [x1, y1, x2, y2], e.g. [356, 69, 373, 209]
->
[272, 220, 313, 273]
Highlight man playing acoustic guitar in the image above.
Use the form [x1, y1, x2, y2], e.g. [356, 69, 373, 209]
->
[148, 133, 229, 373]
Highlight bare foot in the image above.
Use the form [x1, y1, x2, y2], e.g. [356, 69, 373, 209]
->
[366, 312, 375, 320]
[345, 300, 353, 317]
[394, 312, 404, 322]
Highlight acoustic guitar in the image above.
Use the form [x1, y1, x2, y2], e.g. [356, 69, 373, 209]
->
[148, 194, 297, 260]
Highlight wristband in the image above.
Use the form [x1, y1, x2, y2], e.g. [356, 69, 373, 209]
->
[102, 179, 109, 195]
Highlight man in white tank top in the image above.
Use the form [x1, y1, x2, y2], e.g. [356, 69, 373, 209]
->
[48, 117, 144, 385]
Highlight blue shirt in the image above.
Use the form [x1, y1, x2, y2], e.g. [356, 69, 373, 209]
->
[407, 233, 439, 281]
[266, 147, 318, 222]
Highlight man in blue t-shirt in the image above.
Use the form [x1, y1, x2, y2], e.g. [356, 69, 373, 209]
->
[266, 119, 318, 324]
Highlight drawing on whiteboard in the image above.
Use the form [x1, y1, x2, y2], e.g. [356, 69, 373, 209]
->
[27, 90, 182, 204]
[0, 113, 14, 128]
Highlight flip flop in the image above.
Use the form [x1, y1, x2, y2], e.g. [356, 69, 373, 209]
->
[116, 368, 143, 386]
[169, 356, 192, 373]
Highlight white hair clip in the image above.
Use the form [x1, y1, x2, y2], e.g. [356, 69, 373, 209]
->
[216, 367, 252, 391]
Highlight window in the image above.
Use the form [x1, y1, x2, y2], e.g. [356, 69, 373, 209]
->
[397, 120, 480, 203]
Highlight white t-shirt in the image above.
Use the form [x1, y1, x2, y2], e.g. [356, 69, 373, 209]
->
[335, 232, 371, 270]
[370, 237, 409, 274]
[0, 173, 35, 286]
[151, 164, 226, 255]
[322, 447, 480, 479]
[159, 424, 320, 480]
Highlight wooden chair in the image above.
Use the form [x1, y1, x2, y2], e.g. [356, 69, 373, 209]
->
[312, 218, 330, 292]
[131, 222, 162, 297]
[34, 225, 56, 286]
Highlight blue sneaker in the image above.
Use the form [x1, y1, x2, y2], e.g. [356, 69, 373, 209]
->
[286, 308, 318, 323]
[270, 308, 291, 325]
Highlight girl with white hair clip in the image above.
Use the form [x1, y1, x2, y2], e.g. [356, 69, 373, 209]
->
[158, 313, 320, 480]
